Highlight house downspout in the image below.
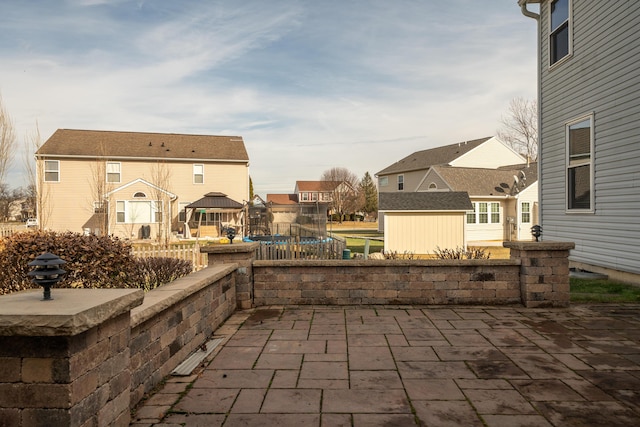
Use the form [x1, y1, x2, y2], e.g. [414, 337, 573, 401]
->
[518, 0, 540, 20]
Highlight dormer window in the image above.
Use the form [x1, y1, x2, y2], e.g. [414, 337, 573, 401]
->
[428, 182, 437, 190]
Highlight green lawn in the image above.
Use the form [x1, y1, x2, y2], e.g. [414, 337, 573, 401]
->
[570, 277, 640, 303]
[330, 230, 384, 254]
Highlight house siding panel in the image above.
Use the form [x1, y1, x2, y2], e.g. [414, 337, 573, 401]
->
[538, 1, 640, 275]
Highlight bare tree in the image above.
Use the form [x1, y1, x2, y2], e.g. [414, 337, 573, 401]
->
[497, 97, 538, 162]
[149, 161, 172, 245]
[0, 94, 16, 186]
[320, 167, 363, 221]
[88, 147, 111, 236]
[24, 122, 50, 228]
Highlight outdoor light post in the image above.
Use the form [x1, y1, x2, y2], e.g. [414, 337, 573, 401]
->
[28, 252, 67, 301]
[226, 227, 236, 244]
[531, 225, 542, 242]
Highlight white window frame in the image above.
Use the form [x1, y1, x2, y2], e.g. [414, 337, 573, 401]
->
[467, 202, 501, 224]
[566, 113, 594, 213]
[397, 175, 404, 191]
[106, 162, 121, 183]
[549, 0, 572, 68]
[193, 164, 204, 184]
[44, 160, 60, 182]
[521, 202, 531, 224]
[115, 200, 162, 224]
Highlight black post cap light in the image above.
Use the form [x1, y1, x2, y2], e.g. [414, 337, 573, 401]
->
[531, 225, 542, 242]
[28, 252, 67, 301]
[226, 227, 236, 244]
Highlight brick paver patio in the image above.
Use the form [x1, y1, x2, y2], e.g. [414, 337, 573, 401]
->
[131, 304, 640, 426]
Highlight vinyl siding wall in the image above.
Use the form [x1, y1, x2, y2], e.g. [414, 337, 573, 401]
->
[538, 1, 640, 274]
[38, 158, 249, 238]
[383, 212, 466, 254]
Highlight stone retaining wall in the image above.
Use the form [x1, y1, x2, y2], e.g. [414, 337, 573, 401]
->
[253, 260, 522, 305]
[129, 264, 237, 407]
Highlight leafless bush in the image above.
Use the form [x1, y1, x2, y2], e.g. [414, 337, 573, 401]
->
[434, 246, 490, 260]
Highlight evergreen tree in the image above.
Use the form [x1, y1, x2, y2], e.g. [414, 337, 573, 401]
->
[359, 172, 378, 220]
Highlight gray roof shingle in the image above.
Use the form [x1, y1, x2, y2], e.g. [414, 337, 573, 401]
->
[37, 129, 249, 162]
[379, 192, 473, 211]
[433, 163, 538, 196]
[376, 137, 491, 176]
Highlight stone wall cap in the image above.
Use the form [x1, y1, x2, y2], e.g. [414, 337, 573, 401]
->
[503, 241, 575, 251]
[253, 259, 521, 267]
[0, 288, 143, 336]
[200, 242, 259, 254]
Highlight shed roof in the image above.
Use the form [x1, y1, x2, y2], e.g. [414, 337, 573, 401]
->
[376, 137, 491, 176]
[37, 129, 249, 162]
[379, 192, 473, 212]
[295, 181, 341, 192]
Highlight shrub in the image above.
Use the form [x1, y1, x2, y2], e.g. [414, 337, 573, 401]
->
[0, 231, 191, 295]
[382, 250, 416, 260]
[135, 257, 193, 292]
[434, 246, 490, 260]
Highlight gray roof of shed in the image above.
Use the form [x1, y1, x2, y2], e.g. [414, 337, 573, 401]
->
[379, 192, 473, 212]
[186, 193, 243, 209]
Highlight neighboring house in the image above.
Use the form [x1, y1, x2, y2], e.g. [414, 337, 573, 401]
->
[379, 192, 473, 254]
[519, 1, 640, 281]
[376, 136, 536, 244]
[35, 129, 250, 240]
[266, 193, 299, 224]
[294, 181, 337, 204]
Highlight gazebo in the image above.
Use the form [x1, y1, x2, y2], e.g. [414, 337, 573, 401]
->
[184, 192, 244, 238]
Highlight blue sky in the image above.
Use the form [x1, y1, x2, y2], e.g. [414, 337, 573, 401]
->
[1, 0, 538, 196]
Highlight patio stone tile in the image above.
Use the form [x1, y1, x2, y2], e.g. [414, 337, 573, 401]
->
[448, 320, 490, 329]
[297, 379, 349, 389]
[401, 328, 445, 341]
[433, 346, 508, 361]
[293, 320, 312, 330]
[412, 400, 483, 427]
[481, 414, 553, 427]
[483, 319, 528, 329]
[308, 334, 345, 341]
[280, 309, 314, 321]
[348, 323, 402, 334]
[511, 379, 585, 401]
[531, 336, 589, 353]
[576, 353, 640, 370]
[348, 334, 388, 346]
[327, 339, 347, 354]
[323, 389, 411, 413]
[463, 389, 537, 415]
[508, 353, 581, 379]
[310, 323, 346, 335]
[313, 311, 345, 324]
[422, 308, 463, 320]
[261, 389, 321, 413]
[254, 353, 302, 370]
[440, 330, 492, 346]
[397, 361, 476, 379]
[243, 319, 294, 330]
[455, 379, 514, 390]
[466, 360, 529, 379]
[270, 329, 310, 340]
[406, 339, 450, 347]
[224, 414, 320, 426]
[195, 369, 273, 389]
[550, 353, 593, 370]
[305, 353, 347, 362]
[270, 370, 299, 388]
[300, 361, 348, 380]
[403, 379, 465, 400]
[321, 413, 351, 427]
[479, 329, 533, 347]
[533, 401, 640, 427]
[349, 346, 395, 370]
[264, 340, 326, 354]
[225, 332, 271, 347]
[230, 388, 267, 413]
[350, 370, 403, 389]
[208, 346, 263, 369]
[386, 334, 409, 346]
[174, 388, 239, 413]
[561, 378, 616, 401]
[578, 370, 640, 391]
[456, 311, 494, 320]
[162, 413, 226, 427]
[352, 414, 417, 426]
[430, 319, 455, 329]
[396, 317, 435, 329]
[390, 345, 438, 362]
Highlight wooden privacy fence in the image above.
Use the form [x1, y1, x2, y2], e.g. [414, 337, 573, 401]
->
[253, 237, 347, 260]
[131, 244, 208, 271]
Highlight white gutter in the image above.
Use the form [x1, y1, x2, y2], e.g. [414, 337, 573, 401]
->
[518, 0, 540, 20]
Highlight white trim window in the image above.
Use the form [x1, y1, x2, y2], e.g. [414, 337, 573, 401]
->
[106, 162, 121, 183]
[379, 176, 388, 187]
[44, 160, 60, 182]
[566, 114, 594, 212]
[193, 164, 204, 184]
[549, 0, 571, 66]
[115, 200, 162, 223]
[467, 202, 501, 224]
[397, 175, 404, 191]
[521, 202, 531, 224]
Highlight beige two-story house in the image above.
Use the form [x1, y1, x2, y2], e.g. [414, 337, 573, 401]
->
[35, 129, 250, 240]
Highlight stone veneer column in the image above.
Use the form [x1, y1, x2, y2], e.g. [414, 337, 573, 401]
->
[503, 241, 575, 308]
[201, 242, 259, 309]
[0, 288, 143, 427]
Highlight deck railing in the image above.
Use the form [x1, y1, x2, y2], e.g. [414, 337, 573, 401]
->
[131, 244, 208, 271]
[253, 237, 346, 260]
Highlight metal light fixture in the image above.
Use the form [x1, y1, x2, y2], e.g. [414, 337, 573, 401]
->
[226, 227, 236, 244]
[28, 252, 67, 301]
[531, 225, 542, 242]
